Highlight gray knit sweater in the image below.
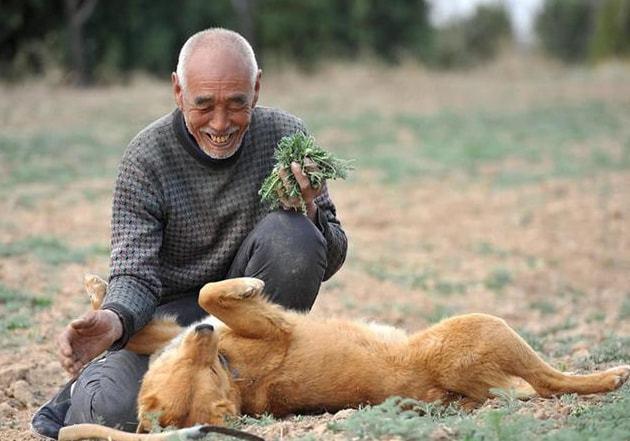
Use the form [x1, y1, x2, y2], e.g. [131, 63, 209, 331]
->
[102, 107, 347, 347]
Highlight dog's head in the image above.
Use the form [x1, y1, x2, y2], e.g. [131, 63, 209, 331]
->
[137, 320, 239, 431]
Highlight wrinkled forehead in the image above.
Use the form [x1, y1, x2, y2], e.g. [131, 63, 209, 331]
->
[184, 47, 254, 87]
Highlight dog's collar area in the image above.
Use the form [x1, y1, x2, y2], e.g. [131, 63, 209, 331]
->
[219, 352, 240, 379]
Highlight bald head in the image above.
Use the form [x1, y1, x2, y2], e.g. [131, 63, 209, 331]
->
[176, 28, 258, 91]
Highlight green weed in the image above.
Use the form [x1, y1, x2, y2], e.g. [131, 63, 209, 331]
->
[313, 101, 630, 184]
[619, 296, 630, 321]
[0, 132, 119, 189]
[0, 236, 109, 266]
[484, 268, 513, 293]
[0, 283, 52, 335]
[576, 334, 630, 369]
[530, 300, 557, 315]
[545, 386, 630, 441]
[328, 397, 462, 440]
[232, 413, 277, 427]
[423, 304, 456, 324]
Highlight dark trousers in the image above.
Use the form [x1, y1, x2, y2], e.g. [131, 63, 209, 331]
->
[65, 210, 327, 430]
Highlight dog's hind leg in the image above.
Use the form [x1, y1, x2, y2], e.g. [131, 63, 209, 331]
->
[199, 278, 294, 338]
[410, 314, 629, 401]
[474, 318, 630, 397]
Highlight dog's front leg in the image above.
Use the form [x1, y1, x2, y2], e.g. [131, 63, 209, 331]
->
[199, 278, 293, 338]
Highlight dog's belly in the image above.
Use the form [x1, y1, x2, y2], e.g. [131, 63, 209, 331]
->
[229, 319, 421, 415]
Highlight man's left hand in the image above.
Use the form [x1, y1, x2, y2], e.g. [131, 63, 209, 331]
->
[278, 159, 321, 222]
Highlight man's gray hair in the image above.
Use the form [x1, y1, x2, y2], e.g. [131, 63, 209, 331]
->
[176, 28, 258, 90]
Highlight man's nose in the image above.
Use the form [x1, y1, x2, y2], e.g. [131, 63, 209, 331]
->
[209, 107, 229, 133]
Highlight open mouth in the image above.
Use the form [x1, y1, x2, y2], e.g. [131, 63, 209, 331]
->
[206, 132, 234, 146]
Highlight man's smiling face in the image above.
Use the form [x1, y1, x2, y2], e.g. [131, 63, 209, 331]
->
[173, 47, 261, 159]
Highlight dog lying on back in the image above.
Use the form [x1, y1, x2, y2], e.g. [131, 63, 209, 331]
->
[60, 276, 630, 441]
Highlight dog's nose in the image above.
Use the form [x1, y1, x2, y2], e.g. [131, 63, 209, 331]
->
[195, 323, 214, 333]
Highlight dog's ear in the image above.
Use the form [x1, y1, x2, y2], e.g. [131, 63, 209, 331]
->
[84, 273, 108, 310]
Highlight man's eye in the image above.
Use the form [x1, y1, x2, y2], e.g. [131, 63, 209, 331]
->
[229, 102, 247, 111]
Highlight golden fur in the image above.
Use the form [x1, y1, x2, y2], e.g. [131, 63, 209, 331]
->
[59, 275, 629, 440]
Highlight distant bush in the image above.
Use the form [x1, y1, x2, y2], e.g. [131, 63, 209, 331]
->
[349, 0, 433, 63]
[536, 0, 596, 63]
[426, 4, 512, 69]
[2, 0, 436, 80]
[536, 0, 630, 63]
[589, 0, 630, 61]
[0, 0, 65, 80]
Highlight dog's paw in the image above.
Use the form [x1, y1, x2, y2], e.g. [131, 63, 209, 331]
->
[233, 277, 265, 299]
[84, 273, 107, 309]
[200, 278, 265, 309]
[603, 365, 630, 390]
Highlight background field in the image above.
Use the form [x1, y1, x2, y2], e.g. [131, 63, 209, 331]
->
[1, 55, 629, 440]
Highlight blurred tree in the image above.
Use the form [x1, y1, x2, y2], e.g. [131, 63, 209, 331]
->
[231, 0, 256, 56]
[536, 0, 597, 63]
[0, 0, 65, 79]
[589, 0, 630, 61]
[427, 4, 512, 69]
[64, 0, 98, 86]
[351, 0, 433, 62]
[1, 0, 521, 82]
[85, 0, 235, 80]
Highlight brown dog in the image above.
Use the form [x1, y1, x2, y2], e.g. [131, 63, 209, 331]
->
[60, 275, 630, 440]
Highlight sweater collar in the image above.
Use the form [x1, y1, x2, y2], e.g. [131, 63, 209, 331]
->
[173, 108, 248, 168]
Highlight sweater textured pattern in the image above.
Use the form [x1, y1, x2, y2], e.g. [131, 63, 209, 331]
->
[102, 107, 347, 346]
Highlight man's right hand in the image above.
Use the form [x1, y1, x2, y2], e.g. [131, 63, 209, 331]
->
[57, 309, 123, 377]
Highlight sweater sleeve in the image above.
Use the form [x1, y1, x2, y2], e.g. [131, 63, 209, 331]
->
[314, 184, 348, 281]
[101, 156, 164, 349]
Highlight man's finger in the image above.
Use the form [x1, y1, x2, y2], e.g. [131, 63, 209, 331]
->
[70, 314, 96, 329]
[57, 330, 74, 357]
[59, 342, 73, 358]
[291, 162, 310, 190]
[278, 166, 293, 190]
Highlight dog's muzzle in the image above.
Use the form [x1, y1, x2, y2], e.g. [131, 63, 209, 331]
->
[195, 323, 214, 333]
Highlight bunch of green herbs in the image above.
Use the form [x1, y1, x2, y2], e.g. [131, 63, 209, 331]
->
[259, 131, 353, 212]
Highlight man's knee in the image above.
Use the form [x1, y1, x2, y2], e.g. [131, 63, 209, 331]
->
[253, 210, 326, 267]
[229, 210, 328, 310]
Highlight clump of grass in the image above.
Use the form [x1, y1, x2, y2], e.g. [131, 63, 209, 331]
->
[328, 397, 462, 440]
[0, 283, 52, 335]
[484, 267, 513, 293]
[0, 236, 109, 266]
[259, 132, 353, 213]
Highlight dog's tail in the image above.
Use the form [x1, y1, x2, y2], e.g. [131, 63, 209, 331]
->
[84, 274, 183, 355]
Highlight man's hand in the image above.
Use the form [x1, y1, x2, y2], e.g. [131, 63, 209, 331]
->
[57, 309, 123, 377]
[278, 158, 322, 222]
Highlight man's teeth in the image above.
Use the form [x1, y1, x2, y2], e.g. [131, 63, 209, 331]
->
[209, 134, 230, 144]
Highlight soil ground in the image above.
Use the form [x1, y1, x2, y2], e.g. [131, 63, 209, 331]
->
[1, 54, 629, 440]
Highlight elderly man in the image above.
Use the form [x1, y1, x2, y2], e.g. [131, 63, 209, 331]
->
[31, 28, 347, 439]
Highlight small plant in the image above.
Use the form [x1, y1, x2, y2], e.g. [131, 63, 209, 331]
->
[328, 397, 461, 441]
[484, 267, 513, 293]
[259, 132, 353, 213]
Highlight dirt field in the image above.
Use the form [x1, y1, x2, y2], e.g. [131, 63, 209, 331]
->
[1, 54, 629, 440]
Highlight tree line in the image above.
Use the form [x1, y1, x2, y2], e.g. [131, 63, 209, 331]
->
[1, 0, 629, 85]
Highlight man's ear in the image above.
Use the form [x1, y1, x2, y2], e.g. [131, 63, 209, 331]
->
[172, 72, 184, 110]
[251, 69, 262, 108]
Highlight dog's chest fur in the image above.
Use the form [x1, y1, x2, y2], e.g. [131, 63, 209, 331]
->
[217, 317, 416, 415]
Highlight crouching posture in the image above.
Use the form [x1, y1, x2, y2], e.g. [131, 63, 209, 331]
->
[60, 277, 629, 440]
